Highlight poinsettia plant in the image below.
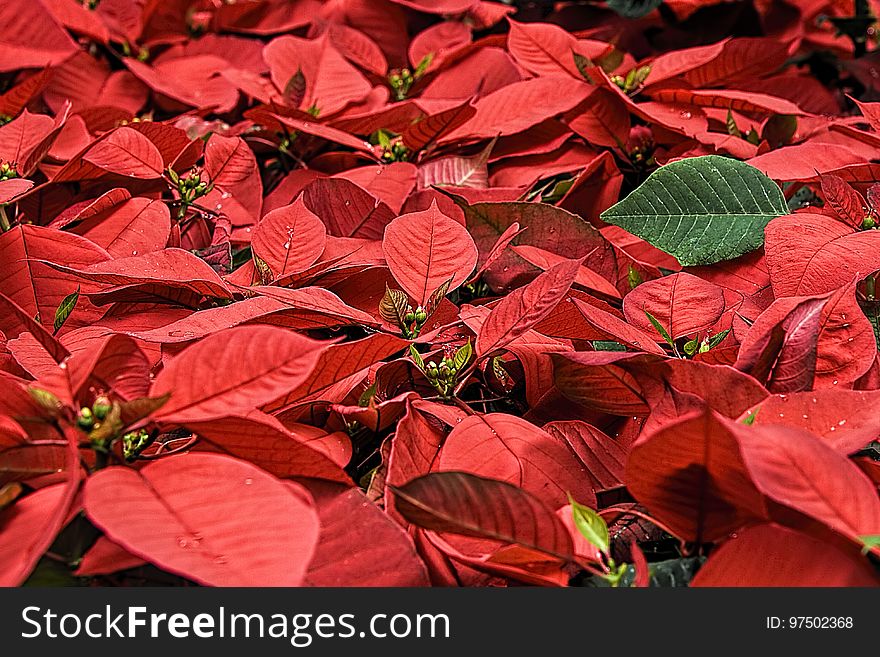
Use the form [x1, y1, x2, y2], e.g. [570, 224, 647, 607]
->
[1, 0, 880, 588]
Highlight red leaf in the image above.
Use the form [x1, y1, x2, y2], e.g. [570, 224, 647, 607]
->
[736, 424, 880, 544]
[84, 453, 320, 586]
[692, 523, 879, 587]
[764, 212, 880, 296]
[69, 197, 171, 259]
[735, 296, 828, 393]
[301, 178, 395, 239]
[150, 326, 326, 422]
[402, 99, 476, 152]
[552, 351, 652, 416]
[83, 127, 164, 179]
[740, 389, 880, 455]
[382, 201, 478, 307]
[304, 484, 429, 586]
[626, 408, 767, 543]
[436, 413, 599, 508]
[819, 174, 865, 229]
[477, 258, 580, 356]
[623, 272, 726, 340]
[391, 471, 575, 560]
[252, 197, 327, 281]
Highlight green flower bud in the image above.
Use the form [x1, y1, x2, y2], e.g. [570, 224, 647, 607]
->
[93, 396, 112, 420]
[414, 308, 427, 324]
[862, 216, 877, 230]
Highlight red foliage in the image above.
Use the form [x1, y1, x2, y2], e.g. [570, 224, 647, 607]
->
[0, 0, 879, 588]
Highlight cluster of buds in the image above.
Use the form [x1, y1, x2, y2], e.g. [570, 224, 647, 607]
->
[168, 166, 213, 218]
[626, 126, 655, 166]
[862, 215, 877, 229]
[0, 161, 19, 181]
[410, 341, 471, 399]
[0, 114, 12, 127]
[388, 68, 416, 101]
[610, 65, 651, 94]
[405, 307, 428, 327]
[122, 429, 153, 461]
[381, 138, 409, 163]
[76, 396, 113, 433]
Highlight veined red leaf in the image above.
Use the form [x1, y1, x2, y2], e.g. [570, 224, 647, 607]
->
[819, 174, 865, 229]
[304, 484, 429, 586]
[740, 389, 880, 455]
[626, 408, 767, 543]
[623, 272, 726, 340]
[736, 424, 880, 545]
[476, 258, 580, 356]
[382, 201, 477, 307]
[436, 413, 598, 508]
[301, 178, 395, 239]
[252, 197, 327, 281]
[150, 326, 326, 422]
[391, 471, 575, 561]
[552, 351, 652, 416]
[692, 523, 878, 587]
[82, 127, 164, 179]
[84, 453, 320, 586]
[764, 212, 880, 296]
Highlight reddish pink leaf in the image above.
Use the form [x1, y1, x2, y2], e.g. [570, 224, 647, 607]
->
[304, 484, 429, 586]
[252, 197, 327, 281]
[626, 408, 767, 543]
[552, 351, 652, 416]
[764, 212, 880, 296]
[302, 178, 395, 239]
[819, 174, 865, 229]
[382, 201, 478, 307]
[692, 523, 878, 587]
[571, 298, 666, 354]
[736, 424, 880, 544]
[83, 127, 164, 179]
[391, 471, 576, 561]
[623, 272, 726, 340]
[436, 413, 599, 508]
[740, 389, 880, 455]
[150, 326, 325, 422]
[84, 453, 320, 586]
[477, 258, 580, 356]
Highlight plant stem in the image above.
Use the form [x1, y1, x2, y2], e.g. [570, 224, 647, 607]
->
[0, 205, 10, 232]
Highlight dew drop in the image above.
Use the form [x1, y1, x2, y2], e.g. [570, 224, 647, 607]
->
[830, 426, 836, 432]
[213, 555, 228, 565]
[283, 241, 290, 249]
[801, 414, 808, 419]
[838, 419, 846, 426]
[679, 110, 692, 119]
[778, 413, 785, 418]
[131, 250, 138, 256]
[502, 266, 509, 272]
[344, 200, 351, 206]
[832, 379, 839, 385]
[244, 478, 253, 485]
[177, 537, 188, 548]
[221, 192, 231, 199]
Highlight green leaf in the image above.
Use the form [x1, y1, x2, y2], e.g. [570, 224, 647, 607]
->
[409, 344, 426, 372]
[600, 155, 788, 266]
[569, 495, 610, 556]
[859, 535, 880, 555]
[741, 408, 759, 426]
[725, 110, 741, 138]
[607, 0, 664, 19]
[453, 339, 472, 371]
[591, 340, 627, 351]
[414, 53, 433, 79]
[706, 329, 731, 350]
[379, 285, 411, 330]
[644, 310, 674, 349]
[53, 286, 80, 335]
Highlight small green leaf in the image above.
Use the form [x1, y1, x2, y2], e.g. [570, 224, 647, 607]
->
[27, 387, 63, 416]
[741, 408, 759, 426]
[283, 67, 306, 108]
[53, 286, 80, 335]
[409, 344, 426, 372]
[683, 338, 699, 356]
[569, 495, 610, 556]
[453, 339, 472, 371]
[601, 155, 788, 266]
[859, 535, 880, 555]
[591, 340, 627, 351]
[414, 53, 433, 78]
[628, 266, 643, 289]
[572, 51, 596, 83]
[644, 310, 674, 349]
[379, 285, 411, 330]
[725, 110, 741, 138]
[706, 329, 731, 350]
